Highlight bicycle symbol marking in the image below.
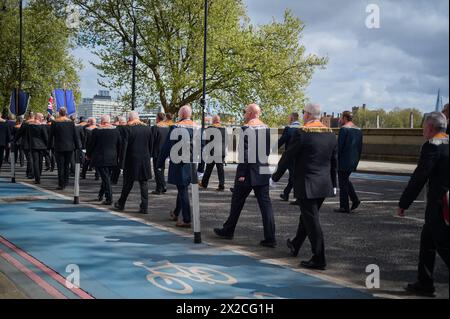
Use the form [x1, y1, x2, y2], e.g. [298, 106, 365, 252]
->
[134, 260, 238, 294]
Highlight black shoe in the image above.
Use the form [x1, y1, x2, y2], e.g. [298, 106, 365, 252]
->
[97, 196, 104, 202]
[151, 190, 163, 195]
[102, 200, 112, 206]
[405, 282, 436, 297]
[136, 209, 148, 215]
[280, 194, 289, 202]
[34, 181, 41, 185]
[300, 260, 326, 270]
[334, 208, 351, 214]
[214, 228, 233, 240]
[260, 240, 277, 248]
[287, 239, 300, 257]
[351, 200, 361, 211]
[289, 200, 300, 206]
[114, 202, 125, 211]
[230, 188, 234, 193]
[216, 186, 225, 192]
[162, 189, 167, 193]
[56, 186, 65, 190]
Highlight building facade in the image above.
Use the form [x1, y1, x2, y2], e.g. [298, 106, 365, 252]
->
[78, 91, 127, 119]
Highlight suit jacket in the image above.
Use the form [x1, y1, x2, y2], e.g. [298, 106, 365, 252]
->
[204, 123, 226, 161]
[28, 122, 49, 150]
[48, 118, 81, 152]
[273, 121, 338, 200]
[235, 119, 271, 187]
[278, 121, 301, 150]
[157, 119, 196, 186]
[15, 120, 34, 150]
[399, 133, 449, 225]
[122, 121, 153, 181]
[86, 125, 122, 168]
[0, 120, 11, 147]
[338, 126, 363, 172]
[151, 122, 171, 159]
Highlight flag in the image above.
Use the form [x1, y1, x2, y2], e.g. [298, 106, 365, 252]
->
[54, 89, 76, 116]
[47, 96, 54, 115]
[9, 89, 30, 116]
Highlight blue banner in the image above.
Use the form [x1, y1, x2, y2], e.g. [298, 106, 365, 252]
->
[9, 89, 30, 116]
[54, 89, 76, 115]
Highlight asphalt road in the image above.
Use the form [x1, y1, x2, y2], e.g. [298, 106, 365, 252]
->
[0, 162, 448, 299]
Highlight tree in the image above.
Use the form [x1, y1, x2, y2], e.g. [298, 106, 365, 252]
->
[74, 0, 327, 122]
[353, 106, 423, 128]
[0, 0, 81, 114]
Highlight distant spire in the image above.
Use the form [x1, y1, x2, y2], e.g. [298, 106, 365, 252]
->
[435, 89, 443, 112]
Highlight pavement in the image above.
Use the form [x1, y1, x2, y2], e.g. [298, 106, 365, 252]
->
[0, 160, 448, 299]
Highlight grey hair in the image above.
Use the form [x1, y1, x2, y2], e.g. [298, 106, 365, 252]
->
[88, 117, 97, 125]
[304, 103, 322, 119]
[425, 112, 447, 132]
[129, 111, 139, 121]
[100, 115, 111, 124]
[117, 116, 126, 123]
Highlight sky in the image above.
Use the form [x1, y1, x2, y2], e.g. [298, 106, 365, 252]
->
[74, 0, 449, 114]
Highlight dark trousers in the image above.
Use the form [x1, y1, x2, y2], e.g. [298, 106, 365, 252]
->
[292, 198, 326, 265]
[97, 167, 113, 202]
[55, 151, 73, 188]
[153, 158, 166, 192]
[223, 184, 276, 242]
[174, 185, 191, 223]
[0, 146, 5, 171]
[338, 170, 359, 211]
[202, 162, 225, 188]
[111, 166, 121, 184]
[44, 150, 55, 171]
[418, 222, 449, 287]
[24, 150, 33, 178]
[4, 145, 10, 163]
[283, 166, 294, 199]
[31, 150, 44, 183]
[14, 145, 24, 166]
[118, 176, 149, 211]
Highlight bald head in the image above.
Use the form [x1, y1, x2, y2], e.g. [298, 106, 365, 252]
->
[88, 117, 97, 126]
[178, 105, 192, 120]
[100, 115, 111, 125]
[212, 115, 221, 124]
[244, 103, 261, 122]
[128, 111, 139, 122]
[35, 113, 44, 123]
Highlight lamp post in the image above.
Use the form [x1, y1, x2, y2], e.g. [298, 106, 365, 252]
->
[131, 15, 137, 111]
[201, 0, 208, 130]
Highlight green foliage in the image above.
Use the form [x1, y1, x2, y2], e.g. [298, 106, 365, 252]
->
[74, 0, 326, 121]
[353, 107, 423, 128]
[0, 0, 81, 114]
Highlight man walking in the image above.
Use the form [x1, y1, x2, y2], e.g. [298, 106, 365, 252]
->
[48, 107, 81, 190]
[28, 113, 49, 184]
[199, 115, 226, 192]
[278, 112, 301, 202]
[0, 114, 11, 174]
[151, 112, 170, 195]
[114, 111, 153, 214]
[214, 104, 276, 247]
[272, 103, 337, 270]
[398, 112, 449, 297]
[87, 115, 122, 205]
[334, 111, 363, 214]
[157, 105, 196, 228]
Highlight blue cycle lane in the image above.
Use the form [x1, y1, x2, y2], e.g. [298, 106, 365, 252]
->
[0, 178, 372, 299]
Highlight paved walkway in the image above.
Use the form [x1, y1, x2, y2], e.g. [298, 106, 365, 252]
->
[0, 178, 371, 299]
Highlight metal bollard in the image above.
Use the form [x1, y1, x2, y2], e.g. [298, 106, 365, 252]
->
[74, 160, 80, 205]
[191, 163, 201, 244]
[11, 145, 16, 183]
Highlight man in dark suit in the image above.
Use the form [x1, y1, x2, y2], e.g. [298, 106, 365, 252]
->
[114, 111, 153, 214]
[443, 103, 449, 135]
[151, 112, 170, 195]
[278, 112, 301, 202]
[398, 112, 449, 297]
[28, 113, 49, 184]
[157, 105, 196, 228]
[0, 114, 11, 173]
[334, 111, 363, 214]
[199, 115, 227, 192]
[15, 113, 36, 179]
[272, 103, 337, 270]
[214, 104, 276, 247]
[81, 118, 98, 180]
[111, 116, 127, 185]
[87, 115, 122, 205]
[48, 107, 81, 190]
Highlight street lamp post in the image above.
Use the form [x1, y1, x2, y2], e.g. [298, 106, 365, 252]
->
[201, 0, 208, 130]
[131, 17, 137, 111]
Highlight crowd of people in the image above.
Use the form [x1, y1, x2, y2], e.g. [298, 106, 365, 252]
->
[0, 102, 448, 296]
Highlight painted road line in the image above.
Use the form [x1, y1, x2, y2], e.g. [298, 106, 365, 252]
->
[18, 180, 376, 298]
[352, 173, 410, 183]
[0, 236, 95, 300]
[0, 248, 67, 299]
[323, 200, 425, 204]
